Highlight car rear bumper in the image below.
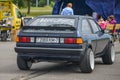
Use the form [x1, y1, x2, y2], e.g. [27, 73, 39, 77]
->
[15, 47, 85, 61]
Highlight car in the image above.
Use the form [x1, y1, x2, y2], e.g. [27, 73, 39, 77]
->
[15, 15, 115, 73]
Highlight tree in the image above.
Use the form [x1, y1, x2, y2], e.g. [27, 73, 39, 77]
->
[39, 0, 55, 7]
[27, 0, 31, 14]
[12, 0, 27, 8]
[39, 0, 46, 7]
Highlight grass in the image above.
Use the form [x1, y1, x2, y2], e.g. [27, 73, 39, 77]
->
[20, 6, 53, 17]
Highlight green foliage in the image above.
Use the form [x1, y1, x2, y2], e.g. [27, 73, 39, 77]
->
[12, 0, 55, 8]
[12, 0, 17, 4]
[39, 0, 46, 7]
[50, 1, 55, 7]
[27, 11, 51, 16]
[20, 7, 52, 17]
[12, 0, 27, 8]
[38, 0, 55, 7]
[31, 0, 37, 7]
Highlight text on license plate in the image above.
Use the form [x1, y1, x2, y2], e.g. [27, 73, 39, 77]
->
[36, 37, 59, 43]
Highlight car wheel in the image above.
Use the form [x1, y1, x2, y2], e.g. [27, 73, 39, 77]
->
[118, 34, 120, 43]
[1, 31, 7, 41]
[102, 43, 115, 64]
[80, 48, 95, 73]
[17, 56, 32, 70]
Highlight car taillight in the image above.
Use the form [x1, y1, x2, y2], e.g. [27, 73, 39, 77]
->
[20, 37, 30, 43]
[64, 38, 76, 44]
[16, 37, 33, 43]
[16, 37, 19, 42]
[63, 38, 83, 44]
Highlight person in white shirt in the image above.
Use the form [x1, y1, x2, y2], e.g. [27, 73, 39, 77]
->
[61, 3, 74, 15]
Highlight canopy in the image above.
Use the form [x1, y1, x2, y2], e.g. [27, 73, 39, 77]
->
[52, 0, 120, 23]
[86, 0, 114, 19]
[52, 0, 93, 15]
[114, 0, 120, 23]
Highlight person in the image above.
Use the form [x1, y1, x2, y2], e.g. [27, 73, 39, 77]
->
[92, 12, 98, 21]
[98, 17, 107, 30]
[108, 15, 117, 24]
[61, 3, 74, 15]
[107, 15, 117, 33]
[107, 15, 117, 41]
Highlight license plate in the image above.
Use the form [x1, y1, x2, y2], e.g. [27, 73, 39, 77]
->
[36, 37, 59, 43]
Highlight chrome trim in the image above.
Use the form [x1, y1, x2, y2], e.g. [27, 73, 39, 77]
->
[16, 47, 84, 51]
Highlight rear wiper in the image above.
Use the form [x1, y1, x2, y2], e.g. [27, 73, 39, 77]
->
[22, 24, 76, 30]
[47, 24, 76, 30]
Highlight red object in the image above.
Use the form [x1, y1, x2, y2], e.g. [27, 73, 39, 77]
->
[98, 21, 107, 30]
[19, 37, 30, 43]
[64, 38, 76, 44]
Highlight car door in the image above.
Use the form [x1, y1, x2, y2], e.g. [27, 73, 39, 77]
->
[88, 19, 109, 54]
[80, 19, 98, 53]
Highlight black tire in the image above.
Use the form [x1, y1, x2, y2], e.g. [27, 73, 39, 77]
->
[118, 34, 120, 43]
[80, 48, 95, 73]
[102, 43, 115, 64]
[17, 56, 32, 70]
[1, 31, 7, 41]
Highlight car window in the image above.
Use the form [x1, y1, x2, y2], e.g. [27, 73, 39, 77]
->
[29, 18, 76, 27]
[22, 17, 77, 33]
[89, 19, 101, 33]
[23, 17, 77, 33]
[81, 19, 92, 34]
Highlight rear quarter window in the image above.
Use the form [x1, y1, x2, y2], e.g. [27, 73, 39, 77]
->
[88, 19, 101, 33]
[81, 19, 92, 34]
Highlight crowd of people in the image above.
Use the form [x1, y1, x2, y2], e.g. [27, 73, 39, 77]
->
[97, 15, 116, 30]
[97, 15, 120, 41]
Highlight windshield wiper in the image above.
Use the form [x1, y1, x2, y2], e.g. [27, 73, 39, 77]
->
[47, 24, 76, 31]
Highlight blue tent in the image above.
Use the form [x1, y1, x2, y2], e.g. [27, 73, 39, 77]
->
[114, 0, 120, 23]
[52, 0, 93, 16]
[52, 0, 120, 23]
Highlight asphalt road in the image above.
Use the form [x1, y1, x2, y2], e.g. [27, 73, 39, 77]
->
[0, 41, 120, 80]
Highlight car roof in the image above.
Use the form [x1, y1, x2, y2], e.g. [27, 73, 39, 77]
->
[36, 15, 93, 19]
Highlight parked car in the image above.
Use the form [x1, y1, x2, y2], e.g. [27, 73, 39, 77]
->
[15, 15, 115, 73]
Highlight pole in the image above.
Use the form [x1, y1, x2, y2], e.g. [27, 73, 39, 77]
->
[47, 0, 49, 6]
[36, 0, 38, 7]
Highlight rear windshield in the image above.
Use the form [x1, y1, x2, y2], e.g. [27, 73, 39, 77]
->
[29, 18, 76, 27]
[22, 17, 76, 33]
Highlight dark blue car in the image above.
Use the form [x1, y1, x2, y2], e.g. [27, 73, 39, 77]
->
[15, 15, 115, 73]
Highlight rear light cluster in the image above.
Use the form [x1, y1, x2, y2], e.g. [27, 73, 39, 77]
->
[62, 38, 83, 44]
[16, 37, 34, 43]
[16, 37, 83, 44]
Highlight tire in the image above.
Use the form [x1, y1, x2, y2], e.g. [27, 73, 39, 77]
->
[118, 34, 120, 43]
[80, 48, 95, 73]
[102, 43, 115, 64]
[17, 56, 32, 70]
[1, 31, 7, 41]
